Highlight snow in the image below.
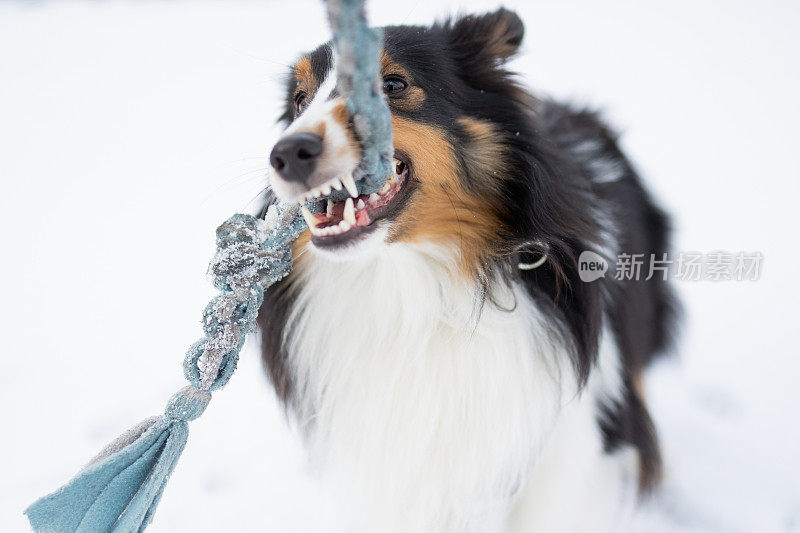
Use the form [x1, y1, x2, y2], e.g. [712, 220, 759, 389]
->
[1, 1, 798, 531]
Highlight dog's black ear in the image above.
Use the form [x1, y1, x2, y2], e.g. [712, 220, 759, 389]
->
[445, 8, 524, 64]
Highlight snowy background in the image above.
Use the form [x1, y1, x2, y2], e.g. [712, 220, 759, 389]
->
[1, 1, 799, 531]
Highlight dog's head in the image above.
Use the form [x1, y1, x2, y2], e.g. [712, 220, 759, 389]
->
[270, 9, 538, 271]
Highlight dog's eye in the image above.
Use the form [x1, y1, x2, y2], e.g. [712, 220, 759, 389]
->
[294, 91, 308, 114]
[382, 76, 408, 97]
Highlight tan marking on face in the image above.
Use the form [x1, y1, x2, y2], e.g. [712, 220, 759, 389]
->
[274, 229, 311, 312]
[295, 57, 312, 82]
[457, 117, 509, 189]
[290, 230, 312, 272]
[381, 53, 426, 112]
[331, 101, 350, 128]
[294, 57, 317, 100]
[389, 116, 506, 277]
[310, 121, 327, 138]
[328, 101, 361, 161]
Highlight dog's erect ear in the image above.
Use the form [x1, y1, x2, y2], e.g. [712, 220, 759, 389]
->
[446, 8, 524, 64]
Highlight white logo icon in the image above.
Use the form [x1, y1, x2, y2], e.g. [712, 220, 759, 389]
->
[578, 251, 608, 282]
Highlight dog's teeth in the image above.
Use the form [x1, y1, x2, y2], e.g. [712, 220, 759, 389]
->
[328, 225, 341, 235]
[343, 197, 356, 225]
[300, 206, 318, 228]
[331, 178, 343, 191]
[369, 193, 380, 204]
[394, 158, 402, 175]
[326, 199, 334, 217]
[322, 184, 332, 195]
[341, 173, 358, 198]
[378, 181, 391, 195]
[339, 220, 352, 232]
[356, 199, 365, 210]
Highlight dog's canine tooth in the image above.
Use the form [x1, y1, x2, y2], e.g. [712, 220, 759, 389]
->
[341, 173, 358, 198]
[356, 199, 365, 210]
[343, 197, 356, 225]
[300, 206, 318, 228]
[326, 199, 334, 217]
[369, 193, 380, 204]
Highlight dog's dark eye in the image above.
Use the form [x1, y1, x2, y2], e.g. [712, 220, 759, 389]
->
[382, 76, 408, 97]
[294, 91, 308, 114]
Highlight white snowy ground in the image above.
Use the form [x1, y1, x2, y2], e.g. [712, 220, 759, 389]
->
[1, 1, 798, 531]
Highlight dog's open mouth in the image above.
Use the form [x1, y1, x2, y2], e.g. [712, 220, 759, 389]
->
[299, 157, 410, 245]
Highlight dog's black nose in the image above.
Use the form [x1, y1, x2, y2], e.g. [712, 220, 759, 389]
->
[270, 133, 323, 183]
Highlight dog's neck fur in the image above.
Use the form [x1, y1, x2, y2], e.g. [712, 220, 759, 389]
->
[281, 241, 628, 531]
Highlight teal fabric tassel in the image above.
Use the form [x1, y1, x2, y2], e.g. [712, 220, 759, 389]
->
[26, 386, 212, 532]
[25, 205, 304, 532]
[25, 0, 392, 530]
[26, 417, 187, 533]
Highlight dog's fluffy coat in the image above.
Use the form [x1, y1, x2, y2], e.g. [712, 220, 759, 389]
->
[259, 8, 676, 532]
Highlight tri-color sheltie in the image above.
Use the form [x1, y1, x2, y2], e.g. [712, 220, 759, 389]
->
[259, 8, 677, 532]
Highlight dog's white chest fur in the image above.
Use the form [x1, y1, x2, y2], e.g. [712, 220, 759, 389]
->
[284, 243, 627, 532]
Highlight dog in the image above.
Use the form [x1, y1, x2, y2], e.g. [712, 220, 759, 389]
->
[259, 8, 677, 532]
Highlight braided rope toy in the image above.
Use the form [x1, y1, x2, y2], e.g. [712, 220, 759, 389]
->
[25, 1, 392, 531]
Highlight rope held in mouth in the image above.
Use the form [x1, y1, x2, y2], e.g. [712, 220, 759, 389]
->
[24, 1, 392, 531]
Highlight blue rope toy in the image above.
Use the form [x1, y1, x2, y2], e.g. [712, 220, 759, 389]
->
[25, 0, 392, 530]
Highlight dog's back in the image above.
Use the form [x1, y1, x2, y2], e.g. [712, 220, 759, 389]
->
[539, 101, 679, 489]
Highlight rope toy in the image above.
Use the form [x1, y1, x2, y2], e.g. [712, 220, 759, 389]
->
[25, 1, 392, 530]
